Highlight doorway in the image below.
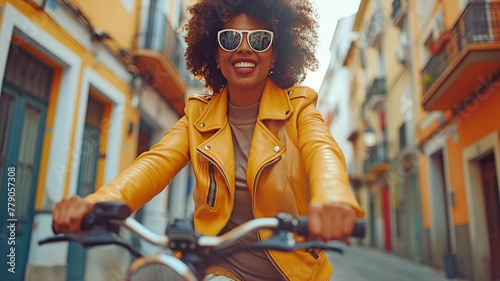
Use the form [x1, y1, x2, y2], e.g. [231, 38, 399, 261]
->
[66, 94, 105, 281]
[429, 150, 453, 269]
[479, 153, 500, 280]
[0, 45, 53, 281]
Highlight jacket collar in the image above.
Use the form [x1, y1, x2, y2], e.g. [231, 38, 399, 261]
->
[195, 79, 293, 132]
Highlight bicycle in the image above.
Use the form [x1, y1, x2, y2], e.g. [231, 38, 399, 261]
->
[39, 201, 366, 281]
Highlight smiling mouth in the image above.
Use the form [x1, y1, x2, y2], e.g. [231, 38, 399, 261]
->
[233, 61, 256, 70]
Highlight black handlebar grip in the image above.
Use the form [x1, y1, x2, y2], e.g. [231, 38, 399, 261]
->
[51, 212, 96, 234]
[296, 217, 309, 237]
[295, 217, 366, 239]
[81, 212, 97, 231]
[351, 221, 366, 239]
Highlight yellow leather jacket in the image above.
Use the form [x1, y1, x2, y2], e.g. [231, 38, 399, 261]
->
[86, 79, 364, 280]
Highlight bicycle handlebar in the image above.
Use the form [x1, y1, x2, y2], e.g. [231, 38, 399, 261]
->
[42, 202, 366, 281]
[82, 203, 366, 248]
[43, 202, 366, 252]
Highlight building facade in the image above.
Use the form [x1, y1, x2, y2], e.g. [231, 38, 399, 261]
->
[415, 0, 500, 280]
[0, 0, 199, 280]
[335, 0, 500, 280]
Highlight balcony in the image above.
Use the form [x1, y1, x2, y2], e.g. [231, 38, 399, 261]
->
[421, 2, 500, 111]
[348, 160, 363, 188]
[365, 10, 385, 47]
[391, 0, 407, 28]
[347, 108, 360, 142]
[134, 11, 201, 116]
[364, 77, 386, 112]
[364, 142, 389, 179]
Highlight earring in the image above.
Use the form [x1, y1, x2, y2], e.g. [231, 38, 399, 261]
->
[268, 68, 274, 76]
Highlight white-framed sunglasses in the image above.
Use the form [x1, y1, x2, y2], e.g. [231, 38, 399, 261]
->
[217, 29, 274, 52]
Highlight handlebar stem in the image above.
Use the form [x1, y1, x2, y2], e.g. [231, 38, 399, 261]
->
[121, 218, 170, 246]
[199, 218, 279, 249]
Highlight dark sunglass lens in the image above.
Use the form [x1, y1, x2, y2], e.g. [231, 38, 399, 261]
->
[248, 31, 272, 51]
[219, 30, 241, 51]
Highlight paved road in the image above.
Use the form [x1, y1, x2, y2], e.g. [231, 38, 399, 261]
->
[327, 244, 471, 281]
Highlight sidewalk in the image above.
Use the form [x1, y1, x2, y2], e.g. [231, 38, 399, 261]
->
[327, 244, 471, 281]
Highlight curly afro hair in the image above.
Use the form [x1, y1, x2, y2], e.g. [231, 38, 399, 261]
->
[183, 0, 319, 94]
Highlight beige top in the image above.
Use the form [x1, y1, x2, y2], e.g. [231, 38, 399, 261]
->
[214, 101, 284, 281]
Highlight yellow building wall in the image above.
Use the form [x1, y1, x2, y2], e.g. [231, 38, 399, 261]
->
[5, 0, 139, 204]
[385, 71, 409, 159]
[413, 0, 462, 229]
[381, 2, 406, 161]
[415, 0, 500, 228]
[73, 0, 140, 50]
[447, 86, 500, 225]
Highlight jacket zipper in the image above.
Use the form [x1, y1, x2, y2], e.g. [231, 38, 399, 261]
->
[252, 157, 289, 281]
[207, 163, 217, 207]
[198, 151, 243, 278]
[306, 247, 320, 259]
[198, 151, 232, 207]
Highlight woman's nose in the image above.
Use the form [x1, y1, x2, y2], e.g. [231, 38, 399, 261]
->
[237, 34, 252, 53]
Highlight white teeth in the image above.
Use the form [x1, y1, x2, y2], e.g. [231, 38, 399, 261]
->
[234, 62, 256, 69]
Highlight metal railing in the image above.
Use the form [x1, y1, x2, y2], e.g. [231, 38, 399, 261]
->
[366, 77, 386, 104]
[391, 0, 408, 27]
[136, 10, 202, 89]
[391, 0, 402, 20]
[364, 141, 388, 173]
[365, 10, 385, 47]
[421, 2, 500, 94]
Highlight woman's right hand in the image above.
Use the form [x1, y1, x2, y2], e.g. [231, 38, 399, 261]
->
[52, 195, 94, 234]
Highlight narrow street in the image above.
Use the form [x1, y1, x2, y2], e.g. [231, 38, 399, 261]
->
[328, 244, 471, 281]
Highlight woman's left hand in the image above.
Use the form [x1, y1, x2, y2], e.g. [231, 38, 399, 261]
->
[308, 202, 358, 245]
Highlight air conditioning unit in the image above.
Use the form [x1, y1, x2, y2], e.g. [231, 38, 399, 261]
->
[396, 46, 410, 65]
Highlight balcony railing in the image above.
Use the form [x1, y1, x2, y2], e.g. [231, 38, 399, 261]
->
[365, 10, 385, 47]
[391, 0, 407, 27]
[364, 141, 389, 174]
[364, 77, 386, 112]
[134, 10, 203, 116]
[421, 2, 500, 110]
[347, 109, 360, 142]
[348, 160, 363, 188]
[137, 12, 200, 88]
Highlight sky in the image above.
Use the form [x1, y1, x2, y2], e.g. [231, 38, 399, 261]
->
[302, 0, 361, 91]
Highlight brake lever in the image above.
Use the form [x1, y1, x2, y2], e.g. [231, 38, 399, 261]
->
[39, 226, 116, 246]
[290, 241, 344, 254]
[211, 230, 344, 260]
[249, 234, 344, 254]
[38, 226, 143, 258]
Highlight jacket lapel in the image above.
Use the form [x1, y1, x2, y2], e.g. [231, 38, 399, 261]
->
[194, 80, 295, 197]
[246, 80, 293, 193]
[195, 88, 236, 194]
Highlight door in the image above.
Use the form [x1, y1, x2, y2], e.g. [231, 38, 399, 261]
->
[0, 87, 48, 280]
[369, 191, 376, 247]
[480, 154, 500, 281]
[381, 187, 392, 251]
[67, 95, 104, 281]
[409, 172, 423, 262]
[430, 150, 452, 269]
[0, 44, 52, 281]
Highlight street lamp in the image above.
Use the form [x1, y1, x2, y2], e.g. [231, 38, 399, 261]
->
[364, 124, 376, 147]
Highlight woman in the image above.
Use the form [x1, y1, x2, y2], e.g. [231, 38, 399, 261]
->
[53, 0, 364, 280]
